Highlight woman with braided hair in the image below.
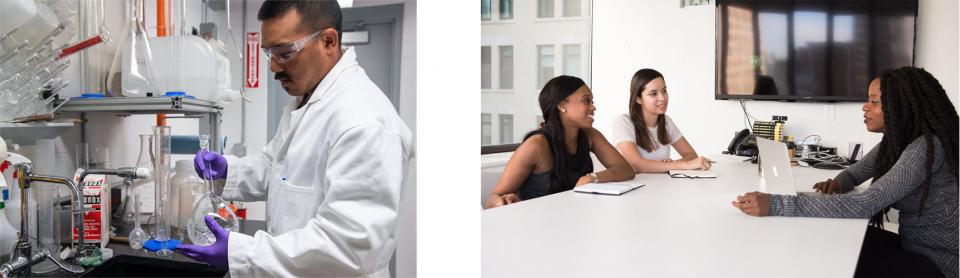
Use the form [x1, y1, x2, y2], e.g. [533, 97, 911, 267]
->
[732, 66, 958, 277]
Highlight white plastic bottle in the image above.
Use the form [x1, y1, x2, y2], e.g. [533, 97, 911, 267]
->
[171, 160, 204, 235]
[0, 191, 19, 260]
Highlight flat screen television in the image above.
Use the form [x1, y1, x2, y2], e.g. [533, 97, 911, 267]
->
[715, 0, 917, 102]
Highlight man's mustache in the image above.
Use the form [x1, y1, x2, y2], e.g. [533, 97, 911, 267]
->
[275, 73, 290, 81]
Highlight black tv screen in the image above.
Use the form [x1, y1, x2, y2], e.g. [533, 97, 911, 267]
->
[716, 0, 917, 102]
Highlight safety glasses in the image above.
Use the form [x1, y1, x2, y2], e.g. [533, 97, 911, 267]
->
[261, 29, 324, 63]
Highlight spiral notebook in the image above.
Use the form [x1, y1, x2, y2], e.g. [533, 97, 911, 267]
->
[573, 182, 644, 195]
[668, 170, 717, 179]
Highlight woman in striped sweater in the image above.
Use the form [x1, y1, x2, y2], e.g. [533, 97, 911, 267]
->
[733, 67, 958, 278]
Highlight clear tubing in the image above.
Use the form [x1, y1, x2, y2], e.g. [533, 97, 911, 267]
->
[152, 126, 172, 256]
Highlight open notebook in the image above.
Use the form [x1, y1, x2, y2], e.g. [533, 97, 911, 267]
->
[573, 182, 644, 195]
[668, 170, 717, 179]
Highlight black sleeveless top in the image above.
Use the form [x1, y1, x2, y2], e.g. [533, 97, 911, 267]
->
[517, 131, 594, 201]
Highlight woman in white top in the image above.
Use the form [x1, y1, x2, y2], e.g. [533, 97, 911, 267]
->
[612, 68, 712, 173]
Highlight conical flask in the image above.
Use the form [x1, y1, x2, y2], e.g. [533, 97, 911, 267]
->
[119, 134, 153, 225]
[107, 0, 157, 96]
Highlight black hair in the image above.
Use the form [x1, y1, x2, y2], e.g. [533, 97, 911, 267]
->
[258, 0, 343, 43]
[628, 68, 670, 152]
[868, 66, 959, 228]
[523, 75, 588, 193]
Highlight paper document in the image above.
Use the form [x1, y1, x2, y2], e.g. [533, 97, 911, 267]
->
[573, 182, 644, 195]
[668, 170, 717, 178]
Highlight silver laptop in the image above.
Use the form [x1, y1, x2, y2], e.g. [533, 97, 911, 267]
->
[756, 137, 798, 196]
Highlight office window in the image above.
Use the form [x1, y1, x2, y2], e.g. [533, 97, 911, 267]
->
[481, 46, 491, 89]
[537, 45, 555, 89]
[499, 114, 514, 144]
[481, 0, 592, 150]
[563, 44, 580, 77]
[482, 113, 492, 145]
[538, 0, 554, 18]
[563, 0, 581, 17]
[499, 46, 513, 89]
[481, 0, 491, 20]
[499, 0, 513, 20]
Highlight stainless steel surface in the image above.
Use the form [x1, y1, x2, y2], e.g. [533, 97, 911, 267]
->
[54, 97, 224, 152]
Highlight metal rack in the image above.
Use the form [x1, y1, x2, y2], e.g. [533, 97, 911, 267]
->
[56, 97, 223, 152]
[0, 122, 76, 145]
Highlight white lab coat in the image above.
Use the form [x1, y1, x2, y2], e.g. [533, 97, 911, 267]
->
[221, 47, 413, 277]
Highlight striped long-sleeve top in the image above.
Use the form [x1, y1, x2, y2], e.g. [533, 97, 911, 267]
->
[769, 137, 959, 277]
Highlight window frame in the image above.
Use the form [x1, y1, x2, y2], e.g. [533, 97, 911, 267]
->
[499, 45, 514, 89]
[481, 46, 492, 89]
[482, 0, 492, 21]
[482, 1, 593, 154]
[499, 0, 513, 20]
[538, 0, 555, 18]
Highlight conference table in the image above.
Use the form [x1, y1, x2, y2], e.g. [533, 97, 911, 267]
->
[482, 154, 869, 277]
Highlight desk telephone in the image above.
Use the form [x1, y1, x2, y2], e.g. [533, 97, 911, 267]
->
[725, 129, 758, 157]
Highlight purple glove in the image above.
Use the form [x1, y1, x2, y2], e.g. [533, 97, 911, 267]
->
[175, 215, 229, 269]
[194, 150, 227, 180]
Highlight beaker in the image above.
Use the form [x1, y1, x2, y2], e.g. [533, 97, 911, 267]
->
[152, 126, 172, 256]
[31, 139, 58, 274]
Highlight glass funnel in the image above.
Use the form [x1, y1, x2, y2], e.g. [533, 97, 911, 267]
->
[187, 135, 238, 246]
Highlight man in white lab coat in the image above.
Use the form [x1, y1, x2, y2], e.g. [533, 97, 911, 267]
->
[175, 1, 413, 277]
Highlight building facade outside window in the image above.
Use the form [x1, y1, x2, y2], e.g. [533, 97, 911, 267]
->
[481, 46, 491, 89]
[499, 46, 514, 89]
[499, 114, 514, 144]
[482, 0, 591, 149]
[482, 113, 492, 145]
[563, 0, 581, 17]
[563, 44, 581, 77]
[499, 0, 513, 20]
[482, 0, 491, 20]
[538, 0, 554, 18]
[538, 45, 555, 90]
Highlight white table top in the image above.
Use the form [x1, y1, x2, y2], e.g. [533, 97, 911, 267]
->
[482, 155, 868, 277]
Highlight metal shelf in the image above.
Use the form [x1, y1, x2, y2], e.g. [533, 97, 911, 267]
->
[56, 97, 222, 115]
[0, 122, 76, 145]
[0, 122, 74, 128]
[54, 96, 223, 152]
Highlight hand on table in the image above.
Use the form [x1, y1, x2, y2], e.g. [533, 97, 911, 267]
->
[575, 175, 593, 187]
[813, 178, 847, 194]
[732, 191, 770, 216]
[683, 156, 714, 170]
[492, 193, 520, 207]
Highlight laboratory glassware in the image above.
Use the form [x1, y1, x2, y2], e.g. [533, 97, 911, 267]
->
[187, 135, 238, 246]
[128, 193, 146, 250]
[152, 126, 172, 256]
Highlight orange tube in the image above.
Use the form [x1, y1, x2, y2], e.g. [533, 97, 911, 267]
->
[157, 0, 167, 37]
[156, 0, 167, 126]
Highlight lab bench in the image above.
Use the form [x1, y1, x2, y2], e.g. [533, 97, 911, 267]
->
[31, 219, 264, 277]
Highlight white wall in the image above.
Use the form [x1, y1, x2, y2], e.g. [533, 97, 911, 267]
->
[590, 0, 958, 160]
